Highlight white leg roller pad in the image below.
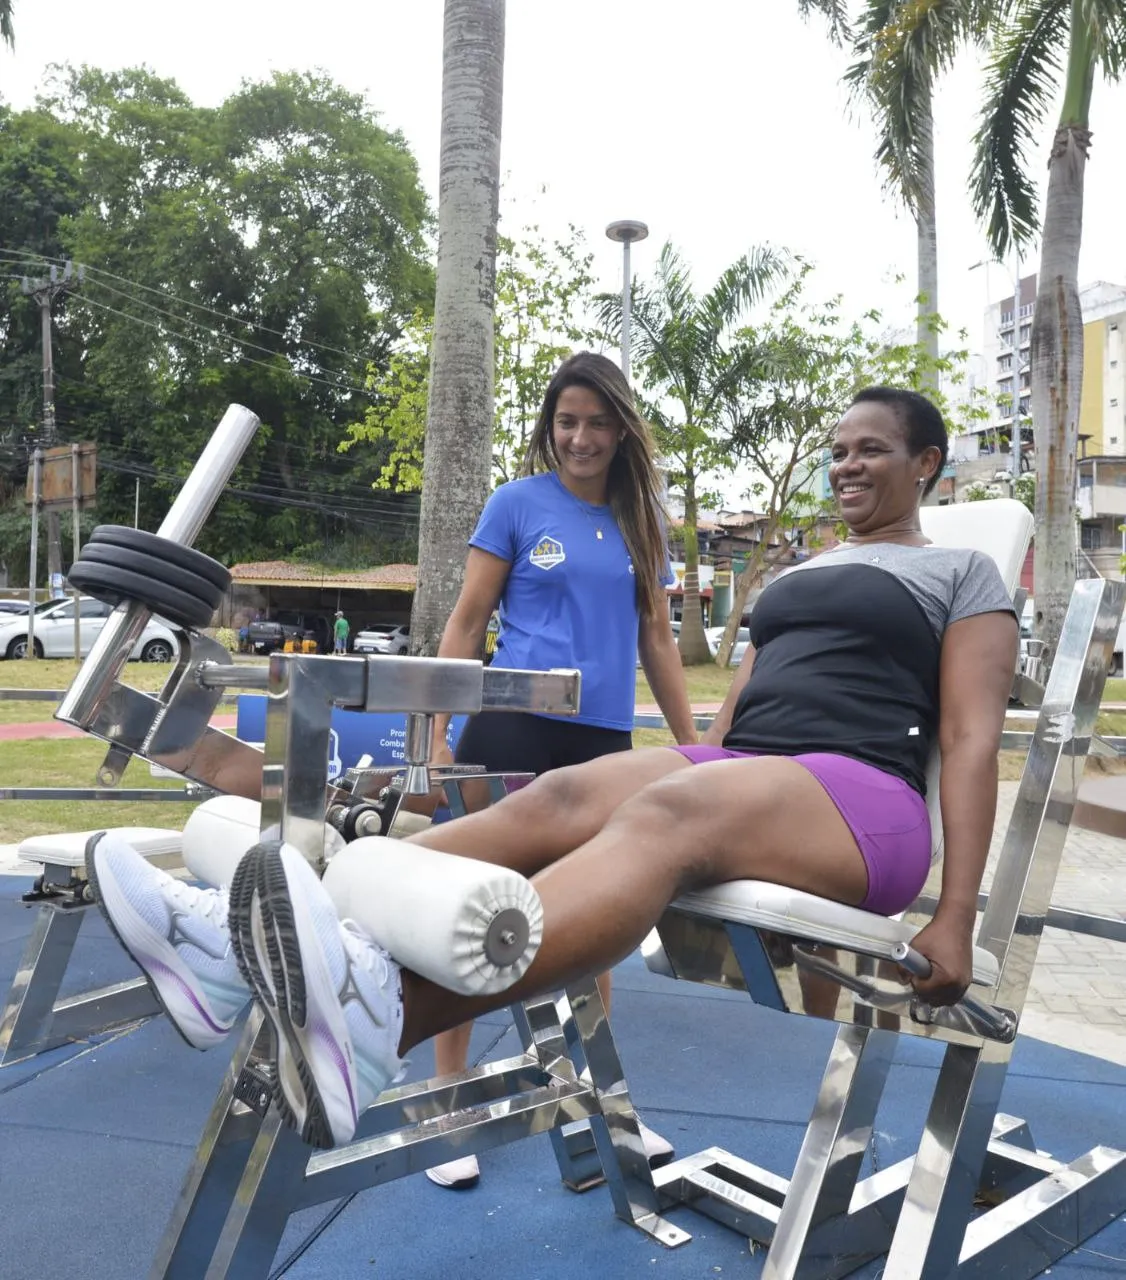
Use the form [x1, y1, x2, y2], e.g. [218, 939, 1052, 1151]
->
[322, 836, 544, 997]
[181, 795, 346, 887]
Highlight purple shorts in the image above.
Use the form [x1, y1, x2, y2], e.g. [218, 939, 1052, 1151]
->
[669, 746, 931, 916]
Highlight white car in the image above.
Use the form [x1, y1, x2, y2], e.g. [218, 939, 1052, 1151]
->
[353, 623, 411, 655]
[0, 596, 180, 662]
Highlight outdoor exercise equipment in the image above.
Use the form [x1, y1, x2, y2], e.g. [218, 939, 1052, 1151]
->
[10, 403, 1126, 1280]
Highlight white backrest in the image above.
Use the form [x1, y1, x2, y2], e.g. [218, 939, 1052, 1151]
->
[918, 498, 1033, 860]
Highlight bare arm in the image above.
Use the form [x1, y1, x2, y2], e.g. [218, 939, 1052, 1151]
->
[699, 644, 757, 746]
[637, 612, 697, 744]
[909, 609, 1018, 1004]
[432, 548, 511, 747]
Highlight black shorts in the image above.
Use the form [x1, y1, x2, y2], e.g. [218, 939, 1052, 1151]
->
[454, 710, 632, 777]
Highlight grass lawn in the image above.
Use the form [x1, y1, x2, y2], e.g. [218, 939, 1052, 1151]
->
[1, 659, 1124, 847]
[0, 737, 197, 842]
[0, 658, 179, 725]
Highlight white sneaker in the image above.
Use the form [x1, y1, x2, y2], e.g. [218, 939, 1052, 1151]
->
[425, 1155, 481, 1189]
[229, 840, 405, 1149]
[88, 831, 249, 1050]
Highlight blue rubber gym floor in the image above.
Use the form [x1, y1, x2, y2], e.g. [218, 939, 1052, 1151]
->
[2, 875, 1125, 1280]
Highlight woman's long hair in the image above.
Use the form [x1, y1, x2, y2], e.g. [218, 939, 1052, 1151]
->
[522, 352, 669, 619]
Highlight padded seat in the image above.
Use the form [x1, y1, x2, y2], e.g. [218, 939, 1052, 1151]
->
[664, 499, 1032, 1005]
[17, 827, 183, 871]
[673, 882, 999, 988]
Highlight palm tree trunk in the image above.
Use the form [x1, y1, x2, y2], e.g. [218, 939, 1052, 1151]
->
[678, 471, 713, 665]
[1031, 9, 1094, 661]
[915, 79, 942, 509]
[411, 0, 505, 655]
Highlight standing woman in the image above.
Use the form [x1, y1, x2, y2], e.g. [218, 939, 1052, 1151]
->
[427, 350, 697, 1188]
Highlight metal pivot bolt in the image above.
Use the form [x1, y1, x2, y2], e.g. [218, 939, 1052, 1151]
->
[483, 907, 530, 967]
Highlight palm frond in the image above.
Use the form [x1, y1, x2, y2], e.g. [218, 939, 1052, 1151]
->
[971, 0, 1070, 257]
[847, 1, 993, 211]
[0, 0, 14, 49]
[1095, 0, 1126, 81]
[796, 0, 852, 45]
[697, 247, 791, 343]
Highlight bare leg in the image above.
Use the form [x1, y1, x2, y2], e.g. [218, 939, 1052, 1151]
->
[396, 756, 868, 1055]
[407, 747, 688, 877]
[427, 749, 680, 1073]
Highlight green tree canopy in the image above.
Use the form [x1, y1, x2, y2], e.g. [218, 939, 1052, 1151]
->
[0, 65, 434, 574]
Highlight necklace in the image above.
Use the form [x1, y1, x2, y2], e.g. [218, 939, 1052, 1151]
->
[556, 474, 611, 540]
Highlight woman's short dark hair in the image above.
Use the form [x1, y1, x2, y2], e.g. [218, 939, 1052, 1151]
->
[849, 387, 949, 496]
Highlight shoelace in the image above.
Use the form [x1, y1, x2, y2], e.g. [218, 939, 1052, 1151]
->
[166, 880, 230, 929]
[340, 918, 393, 985]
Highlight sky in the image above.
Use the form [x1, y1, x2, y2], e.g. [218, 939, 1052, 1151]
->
[3, 0, 1126, 501]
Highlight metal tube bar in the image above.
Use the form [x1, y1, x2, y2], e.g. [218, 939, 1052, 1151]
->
[155, 405, 261, 545]
[196, 663, 268, 691]
[57, 405, 259, 729]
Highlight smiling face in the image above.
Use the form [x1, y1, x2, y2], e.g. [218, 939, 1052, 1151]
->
[829, 401, 939, 536]
[551, 384, 622, 499]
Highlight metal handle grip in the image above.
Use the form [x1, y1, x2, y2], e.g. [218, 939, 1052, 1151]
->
[891, 942, 1016, 1042]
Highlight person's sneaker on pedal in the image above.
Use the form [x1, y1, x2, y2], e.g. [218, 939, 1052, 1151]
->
[229, 840, 405, 1149]
[88, 831, 249, 1050]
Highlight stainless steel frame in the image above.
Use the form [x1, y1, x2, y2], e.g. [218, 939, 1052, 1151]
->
[11, 403, 680, 1275]
[623, 576, 1126, 1278]
[13, 401, 1126, 1276]
[144, 649, 683, 1279]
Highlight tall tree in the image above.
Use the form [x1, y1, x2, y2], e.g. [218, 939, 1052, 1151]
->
[411, 0, 506, 656]
[1, 67, 434, 568]
[973, 0, 1126, 660]
[712, 273, 988, 667]
[843, 2, 991, 388]
[600, 242, 789, 665]
[342, 225, 598, 489]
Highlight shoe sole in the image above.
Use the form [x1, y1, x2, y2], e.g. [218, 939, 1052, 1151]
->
[230, 842, 357, 1149]
[87, 835, 231, 1052]
[227, 847, 311, 1136]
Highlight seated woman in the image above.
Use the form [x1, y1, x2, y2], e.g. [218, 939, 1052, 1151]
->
[89, 387, 1018, 1150]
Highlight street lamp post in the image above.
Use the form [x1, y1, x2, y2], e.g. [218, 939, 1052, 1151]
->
[605, 220, 648, 383]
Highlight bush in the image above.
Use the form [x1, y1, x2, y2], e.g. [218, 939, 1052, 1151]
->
[212, 626, 239, 652]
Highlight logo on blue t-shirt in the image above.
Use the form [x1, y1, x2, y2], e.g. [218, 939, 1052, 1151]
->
[529, 536, 565, 570]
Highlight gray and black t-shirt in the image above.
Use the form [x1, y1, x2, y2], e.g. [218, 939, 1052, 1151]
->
[723, 543, 1017, 793]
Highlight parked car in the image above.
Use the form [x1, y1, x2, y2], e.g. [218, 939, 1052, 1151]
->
[0, 596, 180, 661]
[0, 600, 30, 616]
[353, 623, 411, 655]
[705, 625, 750, 657]
[246, 611, 330, 655]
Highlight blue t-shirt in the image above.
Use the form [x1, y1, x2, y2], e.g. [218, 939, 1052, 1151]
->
[469, 472, 668, 730]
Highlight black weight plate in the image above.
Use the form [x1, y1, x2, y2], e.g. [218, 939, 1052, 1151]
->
[77, 543, 225, 612]
[68, 561, 216, 631]
[86, 525, 231, 592]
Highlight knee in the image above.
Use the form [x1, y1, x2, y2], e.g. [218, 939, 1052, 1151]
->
[607, 771, 714, 875]
[506, 761, 589, 822]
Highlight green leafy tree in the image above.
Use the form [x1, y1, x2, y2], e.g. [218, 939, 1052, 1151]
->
[342, 225, 599, 489]
[712, 272, 987, 666]
[973, 1, 1126, 660]
[493, 225, 595, 481]
[599, 241, 791, 665]
[2, 65, 434, 568]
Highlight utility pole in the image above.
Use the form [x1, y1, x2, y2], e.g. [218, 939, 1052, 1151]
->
[21, 262, 83, 596]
